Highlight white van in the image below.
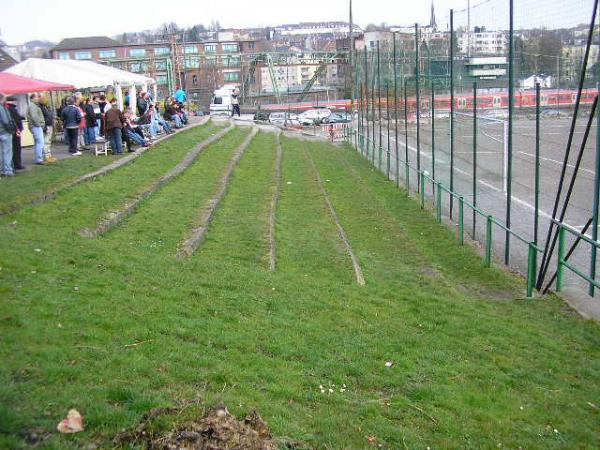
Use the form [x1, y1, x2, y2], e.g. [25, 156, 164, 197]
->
[210, 85, 238, 116]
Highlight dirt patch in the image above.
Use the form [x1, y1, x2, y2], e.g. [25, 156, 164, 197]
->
[420, 266, 442, 279]
[456, 283, 519, 301]
[113, 404, 307, 450]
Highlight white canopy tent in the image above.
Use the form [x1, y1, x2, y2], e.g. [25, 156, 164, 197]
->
[5, 58, 157, 113]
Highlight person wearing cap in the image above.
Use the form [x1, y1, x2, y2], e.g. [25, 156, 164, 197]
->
[5, 97, 25, 170]
[27, 93, 46, 165]
[0, 92, 16, 177]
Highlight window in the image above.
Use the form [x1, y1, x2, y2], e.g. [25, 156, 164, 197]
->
[154, 47, 170, 55]
[205, 44, 217, 53]
[130, 62, 148, 73]
[130, 48, 146, 57]
[58, 52, 70, 60]
[222, 55, 240, 67]
[184, 57, 200, 69]
[248, 42, 256, 50]
[156, 75, 168, 85]
[155, 61, 167, 71]
[205, 56, 217, 66]
[75, 51, 92, 60]
[224, 71, 240, 82]
[184, 45, 198, 54]
[192, 75, 198, 87]
[99, 49, 116, 58]
[222, 43, 239, 53]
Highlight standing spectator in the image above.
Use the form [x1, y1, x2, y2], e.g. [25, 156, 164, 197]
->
[0, 93, 16, 177]
[91, 96, 102, 139]
[231, 88, 241, 117]
[60, 97, 83, 156]
[83, 98, 97, 148]
[174, 87, 187, 103]
[27, 93, 46, 165]
[104, 98, 124, 155]
[39, 95, 57, 164]
[76, 100, 86, 150]
[98, 95, 108, 136]
[6, 98, 24, 170]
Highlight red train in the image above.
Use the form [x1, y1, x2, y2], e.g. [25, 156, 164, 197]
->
[261, 88, 598, 113]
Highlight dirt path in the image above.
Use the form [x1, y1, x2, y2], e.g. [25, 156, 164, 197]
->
[80, 122, 234, 237]
[177, 127, 258, 257]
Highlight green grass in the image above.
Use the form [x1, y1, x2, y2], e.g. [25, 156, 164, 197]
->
[1, 132, 599, 449]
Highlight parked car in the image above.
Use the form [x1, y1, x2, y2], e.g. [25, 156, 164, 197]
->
[268, 111, 299, 126]
[541, 109, 571, 119]
[253, 111, 270, 121]
[298, 108, 332, 125]
[322, 112, 351, 124]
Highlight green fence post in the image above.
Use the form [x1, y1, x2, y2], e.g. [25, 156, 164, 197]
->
[436, 183, 442, 223]
[386, 83, 391, 180]
[420, 172, 425, 209]
[527, 242, 537, 298]
[377, 40, 382, 172]
[472, 81, 478, 239]
[404, 80, 410, 193]
[449, 9, 455, 220]
[415, 23, 421, 189]
[459, 197, 465, 246]
[557, 226, 566, 292]
[485, 216, 493, 268]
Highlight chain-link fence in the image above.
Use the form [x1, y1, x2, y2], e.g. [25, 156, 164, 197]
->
[353, 0, 600, 297]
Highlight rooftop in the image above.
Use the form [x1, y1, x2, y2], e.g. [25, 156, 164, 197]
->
[51, 36, 122, 51]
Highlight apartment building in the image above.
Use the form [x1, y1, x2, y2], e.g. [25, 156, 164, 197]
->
[50, 36, 264, 104]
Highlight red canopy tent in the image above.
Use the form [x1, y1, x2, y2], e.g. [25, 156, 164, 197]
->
[0, 72, 74, 94]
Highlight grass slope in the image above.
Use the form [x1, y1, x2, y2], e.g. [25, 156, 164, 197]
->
[0, 134, 599, 449]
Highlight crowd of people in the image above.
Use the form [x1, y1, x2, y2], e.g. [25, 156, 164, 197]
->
[0, 89, 190, 177]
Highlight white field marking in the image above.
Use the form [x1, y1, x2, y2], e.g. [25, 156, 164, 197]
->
[456, 151, 503, 154]
[519, 132, 587, 136]
[518, 151, 595, 176]
[384, 131, 588, 236]
[479, 180, 501, 192]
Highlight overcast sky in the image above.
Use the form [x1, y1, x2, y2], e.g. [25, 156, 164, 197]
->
[0, 0, 458, 45]
[0, 0, 593, 45]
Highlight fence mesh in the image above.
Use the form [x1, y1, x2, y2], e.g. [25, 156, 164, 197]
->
[354, 0, 600, 295]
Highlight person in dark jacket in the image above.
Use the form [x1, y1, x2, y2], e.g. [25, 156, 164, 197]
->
[104, 98, 125, 154]
[60, 97, 83, 156]
[82, 98, 97, 148]
[137, 92, 149, 117]
[5, 98, 24, 170]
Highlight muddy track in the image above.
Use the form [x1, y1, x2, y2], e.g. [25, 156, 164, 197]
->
[267, 132, 283, 271]
[79, 122, 234, 238]
[0, 117, 211, 217]
[302, 141, 366, 286]
[177, 127, 259, 258]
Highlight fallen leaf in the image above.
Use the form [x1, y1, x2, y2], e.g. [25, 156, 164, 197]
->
[57, 409, 84, 433]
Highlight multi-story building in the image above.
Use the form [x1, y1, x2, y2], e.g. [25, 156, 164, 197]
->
[50, 26, 353, 109]
[457, 29, 508, 56]
[562, 44, 599, 86]
[50, 36, 266, 106]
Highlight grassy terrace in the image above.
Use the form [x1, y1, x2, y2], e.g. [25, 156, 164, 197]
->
[1, 122, 599, 449]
